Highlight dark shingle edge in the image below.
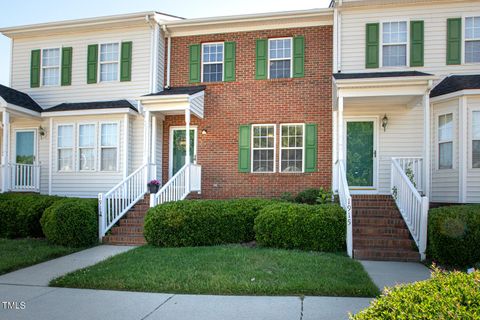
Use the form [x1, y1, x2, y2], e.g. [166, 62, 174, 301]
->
[431, 74, 480, 98]
[0, 84, 42, 112]
[333, 71, 433, 80]
[43, 100, 137, 112]
[144, 86, 206, 97]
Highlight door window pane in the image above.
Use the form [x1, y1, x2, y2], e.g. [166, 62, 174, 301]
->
[346, 121, 374, 186]
[172, 129, 195, 176]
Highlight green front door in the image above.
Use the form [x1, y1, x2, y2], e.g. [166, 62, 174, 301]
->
[172, 129, 195, 176]
[346, 121, 374, 187]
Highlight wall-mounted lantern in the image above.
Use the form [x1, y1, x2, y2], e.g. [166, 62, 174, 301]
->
[382, 114, 389, 132]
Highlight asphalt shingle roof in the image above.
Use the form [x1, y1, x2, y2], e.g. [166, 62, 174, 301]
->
[430, 74, 480, 98]
[0, 84, 42, 112]
[144, 86, 206, 97]
[43, 100, 137, 112]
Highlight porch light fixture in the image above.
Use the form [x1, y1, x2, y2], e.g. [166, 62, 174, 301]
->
[202, 129, 207, 135]
[39, 126, 47, 138]
[381, 114, 388, 132]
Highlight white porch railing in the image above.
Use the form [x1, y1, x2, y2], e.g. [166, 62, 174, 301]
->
[98, 163, 154, 239]
[150, 163, 202, 207]
[391, 158, 429, 260]
[9, 163, 41, 192]
[336, 160, 353, 258]
[394, 157, 424, 193]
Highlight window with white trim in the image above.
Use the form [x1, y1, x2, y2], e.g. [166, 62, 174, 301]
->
[465, 17, 480, 63]
[57, 125, 74, 171]
[78, 124, 96, 171]
[100, 123, 118, 171]
[280, 124, 304, 172]
[42, 48, 60, 86]
[472, 111, 480, 168]
[438, 113, 453, 170]
[268, 38, 292, 79]
[252, 125, 275, 173]
[202, 43, 223, 82]
[99, 43, 119, 82]
[382, 21, 407, 67]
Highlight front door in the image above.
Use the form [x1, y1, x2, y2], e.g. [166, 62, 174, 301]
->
[346, 120, 376, 189]
[170, 128, 197, 177]
[14, 130, 36, 187]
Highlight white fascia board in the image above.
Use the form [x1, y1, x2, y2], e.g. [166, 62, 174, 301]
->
[334, 75, 439, 88]
[137, 94, 190, 103]
[430, 89, 480, 103]
[5, 103, 41, 118]
[0, 96, 7, 108]
[41, 108, 137, 118]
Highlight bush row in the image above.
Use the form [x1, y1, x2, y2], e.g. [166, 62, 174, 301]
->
[144, 199, 346, 252]
[428, 205, 480, 267]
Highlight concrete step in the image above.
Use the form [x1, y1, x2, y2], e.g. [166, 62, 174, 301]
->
[354, 248, 420, 262]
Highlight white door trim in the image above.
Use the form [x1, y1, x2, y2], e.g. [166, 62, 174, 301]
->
[168, 126, 198, 179]
[343, 116, 379, 194]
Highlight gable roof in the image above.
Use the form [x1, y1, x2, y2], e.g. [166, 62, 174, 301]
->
[43, 100, 137, 113]
[0, 84, 42, 112]
[333, 71, 432, 80]
[144, 86, 206, 97]
[430, 75, 480, 98]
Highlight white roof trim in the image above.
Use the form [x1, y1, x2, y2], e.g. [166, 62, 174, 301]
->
[334, 75, 438, 88]
[41, 107, 136, 118]
[3, 102, 41, 118]
[431, 89, 480, 103]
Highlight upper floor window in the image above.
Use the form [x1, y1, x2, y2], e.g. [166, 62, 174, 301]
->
[438, 113, 453, 170]
[269, 38, 292, 79]
[99, 43, 119, 82]
[465, 17, 480, 64]
[42, 48, 60, 86]
[252, 124, 275, 173]
[382, 21, 407, 67]
[202, 43, 223, 82]
[472, 111, 480, 168]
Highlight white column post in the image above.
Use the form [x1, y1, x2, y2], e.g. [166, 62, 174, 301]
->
[2, 111, 10, 192]
[151, 115, 157, 180]
[459, 96, 468, 203]
[332, 110, 338, 192]
[185, 109, 191, 193]
[48, 117, 53, 195]
[338, 96, 344, 163]
[143, 109, 151, 183]
[123, 114, 129, 179]
[423, 92, 430, 198]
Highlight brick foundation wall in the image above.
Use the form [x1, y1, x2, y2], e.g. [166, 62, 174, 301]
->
[163, 26, 333, 199]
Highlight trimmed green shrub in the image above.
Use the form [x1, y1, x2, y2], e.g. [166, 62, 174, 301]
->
[428, 205, 480, 267]
[0, 200, 19, 238]
[144, 199, 278, 247]
[351, 269, 480, 319]
[254, 202, 346, 252]
[294, 188, 320, 205]
[41, 199, 98, 247]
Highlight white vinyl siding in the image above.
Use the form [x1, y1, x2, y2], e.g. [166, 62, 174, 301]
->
[252, 124, 276, 173]
[268, 38, 292, 79]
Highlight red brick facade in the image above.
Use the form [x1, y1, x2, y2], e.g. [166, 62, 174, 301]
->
[163, 26, 333, 199]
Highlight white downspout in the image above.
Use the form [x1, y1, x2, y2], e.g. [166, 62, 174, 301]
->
[162, 25, 171, 89]
[333, 7, 338, 73]
[48, 117, 53, 195]
[1, 110, 10, 192]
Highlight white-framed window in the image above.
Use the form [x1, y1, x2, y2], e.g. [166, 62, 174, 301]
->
[99, 43, 119, 82]
[57, 124, 74, 171]
[438, 113, 453, 170]
[100, 123, 118, 171]
[42, 48, 61, 86]
[382, 21, 408, 67]
[78, 124, 96, 171]
[202, 43, 224, 82]
[280, 124, 304, 173]
[268, 38, 292, 79]
[465, 16, 480, 64]
[252, 124, 276, 173]
[472, 111, 480, 168]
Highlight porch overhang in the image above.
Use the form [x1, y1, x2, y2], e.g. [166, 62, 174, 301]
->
[0, 85, 42, 118]
[138, 86, 205, 119]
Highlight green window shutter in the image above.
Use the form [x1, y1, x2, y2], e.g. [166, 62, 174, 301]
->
[255, 39, 268, 80]
[304, 124, 318, 173]
[410, 21, 424, 67]
[447, 18, 462, 65]
[238, 125, 251, 173]
[87, 44, 98, 84]
[61, 47, 73, 86]
[293, 36, 305, 78]
[365, 23, 380, 68]
[30, 49, 41, 88]
[189, 44, 201, 83]
[120, 41, 132, 82]
[224, 41, 236, 82]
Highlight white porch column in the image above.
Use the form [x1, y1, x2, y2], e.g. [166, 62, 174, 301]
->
[338, 96, 344, 163]
[1, 110, 10, 192]
[332, 109, 338, 192]
[423, 92, 430, 198]
[123, 114, 129, 179]
[150, 115, 157, 180]
[143, 109, 151, 180]
[185, 109, 191, 193]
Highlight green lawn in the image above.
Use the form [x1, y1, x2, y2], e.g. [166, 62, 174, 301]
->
[51, 245, 379, 297]
[0, 238, 80, 275]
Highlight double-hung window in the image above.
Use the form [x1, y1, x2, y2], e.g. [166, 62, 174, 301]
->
[465, 17, 480, 63]
[58, 125, 74, 171]
[472, 111, 480, 168]
[269, 38, 292, 79]
[438, 113, 453, 170]
[99, 43, 119, 82]
[252, 125, 275, 173]
[382, 21, 408, 67]
[78, 124, 96, 171]
[202, 43, 224, 82]
[42, 48, 60, 86]
[280, 124, 304, 172]
[100, 123, 118, 171]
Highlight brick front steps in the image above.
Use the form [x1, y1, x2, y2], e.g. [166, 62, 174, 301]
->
[352, 195, 420, 262]
[102, 196, 149, 245]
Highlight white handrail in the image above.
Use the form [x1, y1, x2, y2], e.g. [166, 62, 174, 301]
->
[391, 158, 429, 260]
[394, 157, 424, 193]
[337, 160, 353, 258]
[150, 163, 190, 207]
[98, 163, 153, 239]
[9, 163, 41, 192]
